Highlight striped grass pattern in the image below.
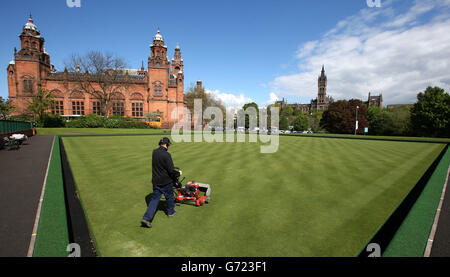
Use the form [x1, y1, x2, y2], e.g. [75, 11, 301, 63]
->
[62, 135, 445, 257]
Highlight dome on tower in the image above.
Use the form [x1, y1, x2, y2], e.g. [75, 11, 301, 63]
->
[24, 15, 39, 32]
[154, 29, 163, 41]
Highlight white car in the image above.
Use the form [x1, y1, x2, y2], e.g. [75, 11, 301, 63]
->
[237, 127, 245, 133]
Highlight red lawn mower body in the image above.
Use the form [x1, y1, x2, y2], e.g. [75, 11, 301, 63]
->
[175, 181, 210, 207]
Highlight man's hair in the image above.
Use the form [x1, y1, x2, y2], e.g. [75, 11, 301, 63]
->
[159, 137, 172, 146]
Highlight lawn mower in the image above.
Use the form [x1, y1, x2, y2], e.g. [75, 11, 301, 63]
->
[173, 168, 211, 207]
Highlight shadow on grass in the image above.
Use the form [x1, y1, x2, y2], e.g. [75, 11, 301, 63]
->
[145, 193, 168, 213]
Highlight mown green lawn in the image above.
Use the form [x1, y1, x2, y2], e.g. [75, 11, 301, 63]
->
[62, 135, 445, 257]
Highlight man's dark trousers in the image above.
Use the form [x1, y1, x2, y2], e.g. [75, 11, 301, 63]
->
[143, 183, 175, 222]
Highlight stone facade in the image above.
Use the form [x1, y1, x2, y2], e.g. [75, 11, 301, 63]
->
[6, 16, 185, 128]
[365, 92, 383, 108]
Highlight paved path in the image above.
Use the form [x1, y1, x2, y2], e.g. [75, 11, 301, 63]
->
[431, 169, 450, 257]
[0, 135, 54, 257]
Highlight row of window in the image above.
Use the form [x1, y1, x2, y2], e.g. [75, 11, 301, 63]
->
[51, 101, 144, 117]
[23, 81, 166, 97]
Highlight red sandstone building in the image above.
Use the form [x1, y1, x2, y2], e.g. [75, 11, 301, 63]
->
[6, 16, 185, 128]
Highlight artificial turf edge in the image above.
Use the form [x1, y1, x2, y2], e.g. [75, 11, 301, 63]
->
[32, 136, 70, 257]
[382, 145, 450, 257]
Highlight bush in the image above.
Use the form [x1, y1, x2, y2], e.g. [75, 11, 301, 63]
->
[8, 114, 35, 123]
[37, 114, 66, 128]
[103, 116, 122, 128]
[83, 114, 105, 128]
[66, 115, 154, 129]
[293, 114, 310, 131]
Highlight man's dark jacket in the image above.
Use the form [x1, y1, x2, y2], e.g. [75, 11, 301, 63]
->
[152, 146, 180, 186]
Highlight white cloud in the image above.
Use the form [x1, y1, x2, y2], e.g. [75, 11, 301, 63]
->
[205, 89, 253, 110]
[268, 92, 279, 103]
[205, 89, 280, 110]
[271, 0, 450, 105]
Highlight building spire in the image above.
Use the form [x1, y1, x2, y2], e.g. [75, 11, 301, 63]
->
[319, 65, 326, 80]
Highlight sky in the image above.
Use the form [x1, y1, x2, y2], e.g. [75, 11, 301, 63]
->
[1, 0, 449, 109]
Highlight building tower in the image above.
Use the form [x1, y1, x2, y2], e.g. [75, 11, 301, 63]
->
[148, 29, 170, 99]
[318, 65, 327, 104]
[172, 44, 183, 75]
[196, 78, 202, 89]
[7, 15, 52, 114]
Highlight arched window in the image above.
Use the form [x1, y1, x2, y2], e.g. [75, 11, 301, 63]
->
[50, 90, 64, 115]
[112, 102, 124, 116]
[131, 92, 144, 117]
[90, 92, 102, 115]
[21, 75, 35, 93]
[111, 91, 125, 116]
[154, 85, 162, 97]
[23, 80, 33, 92]
[69, 90, 85, 115]
[92, 102, 102, 115]
[72, 101, 84, 115]
[132, 102, 143, 117]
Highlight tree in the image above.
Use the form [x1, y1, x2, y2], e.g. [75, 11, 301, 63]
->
[411, 86, 450, 138]
[388, 105, 412, 136]
[184, 84, 226, 125]
[66, 51, 130, 116]
[367, 107, 394, 135]
[367, 106, 412, 136]
[28, 88, 55, 119]
[242, 102, 259, 129]
[267, 103, 281, 127]
[279, 115, 289, 130]
[293, 113, 310, 131]
[309, 111, 323, 133]
[281, 106, 294, 117]
[320, 99, 368, 134]
[0, 96, 15, 120]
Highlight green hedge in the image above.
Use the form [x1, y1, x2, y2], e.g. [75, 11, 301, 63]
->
[66, 114, 154, 129]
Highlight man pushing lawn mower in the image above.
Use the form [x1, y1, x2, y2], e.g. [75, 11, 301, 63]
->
[141, 137, 181, 228]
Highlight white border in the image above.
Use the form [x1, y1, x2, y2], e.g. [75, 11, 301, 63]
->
[27, 136, 55, 257]
[424, 165, 450, 257]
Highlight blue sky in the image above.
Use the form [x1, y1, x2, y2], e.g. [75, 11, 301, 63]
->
[1, 0, 449, 108]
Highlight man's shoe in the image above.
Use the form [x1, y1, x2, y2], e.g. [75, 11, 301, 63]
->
[168, 210, 178, 217]
[141, 220, 152, 228]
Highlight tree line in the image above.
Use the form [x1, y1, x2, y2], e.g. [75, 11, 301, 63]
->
[320, 86, 449, 138]
[241, 86, 448, 138]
